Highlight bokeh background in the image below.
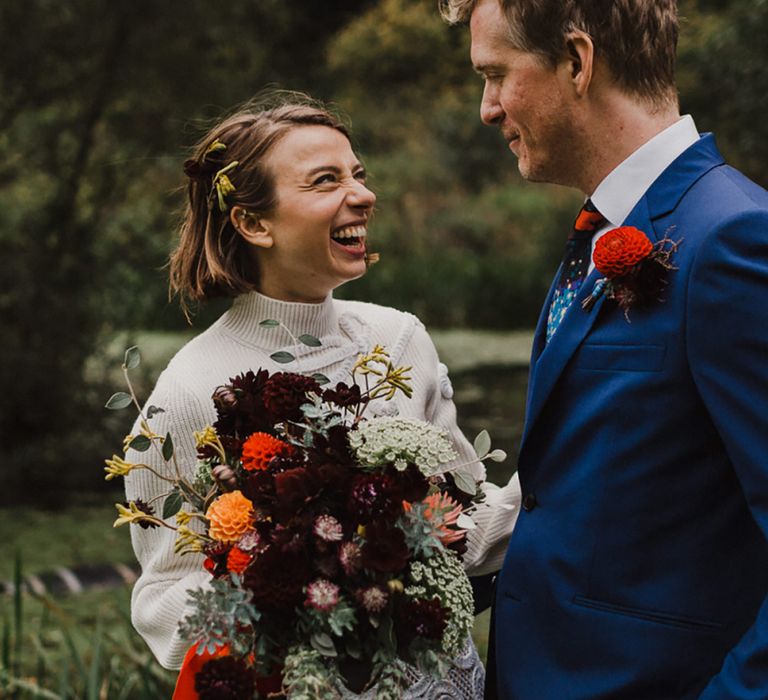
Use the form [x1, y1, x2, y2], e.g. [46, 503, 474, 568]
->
[2, 0, 767, 696]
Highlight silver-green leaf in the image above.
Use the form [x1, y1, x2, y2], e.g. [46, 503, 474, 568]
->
[452, 469, 477, 495]
[473, 430, 491, 459]
[310, 632, 337, 657]
[312, 373, 330, 385]
[124, 346, 141, 370]
[270, 351, 295, 364]
[259, 319, 280, 327]
[487, 449, 507, 463]
[456, 513, 477, 530]
[105, 392, 132, 410]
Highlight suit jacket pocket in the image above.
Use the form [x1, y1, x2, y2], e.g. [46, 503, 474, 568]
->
[574, 343, 666, 372]
[572, 595, 722, 632]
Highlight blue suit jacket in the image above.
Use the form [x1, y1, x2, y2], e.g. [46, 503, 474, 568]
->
[493, 135, 768, 699]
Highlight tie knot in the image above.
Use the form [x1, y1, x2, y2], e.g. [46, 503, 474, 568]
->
[572, 200, 606, 238]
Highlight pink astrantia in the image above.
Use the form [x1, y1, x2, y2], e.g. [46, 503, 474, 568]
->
[358, 586, 388, 613]
[305, 579, 340, 611]
[314, 514, 344, 542]
[339, 541, 362, 575]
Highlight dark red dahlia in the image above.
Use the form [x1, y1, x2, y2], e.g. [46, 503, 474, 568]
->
[243, 547, 310, 611]
[262, 372, 321, 423]
[347, 473, 401, 523]
[212, 370, 274, 440]
[194, 656, 254, 700]
[390, 463, 430, 504]
[274, 466, 321, 520]
[396, 597, 449, 646]
[202, 540, 231, 578]
[361, 522, 409, 573]
[323, 381, 368, 409]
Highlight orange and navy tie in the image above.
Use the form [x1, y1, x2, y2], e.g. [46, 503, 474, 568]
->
[546, 200, 606, 342]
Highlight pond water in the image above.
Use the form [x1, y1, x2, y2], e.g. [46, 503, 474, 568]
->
[450, 364, 529, 486]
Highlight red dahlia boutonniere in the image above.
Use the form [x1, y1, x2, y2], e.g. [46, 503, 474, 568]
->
[582, 226, 680, 319]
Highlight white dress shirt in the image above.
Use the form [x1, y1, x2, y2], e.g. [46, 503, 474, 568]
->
[587, 115, 700, 273]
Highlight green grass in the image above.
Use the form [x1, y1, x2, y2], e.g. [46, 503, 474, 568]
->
[0, 499, 133, 581]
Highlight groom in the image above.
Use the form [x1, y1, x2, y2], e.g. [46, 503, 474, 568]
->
[442, 0, 768, 698]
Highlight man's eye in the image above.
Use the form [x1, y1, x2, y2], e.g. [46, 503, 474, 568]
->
[313, 174, 336, 185]
[353, 170, 367, 183]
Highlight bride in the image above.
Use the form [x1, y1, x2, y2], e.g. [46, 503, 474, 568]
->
[123, 93, 520, 698]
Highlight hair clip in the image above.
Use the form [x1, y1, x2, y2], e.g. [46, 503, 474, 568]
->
[211, 161, 239, 212]
[203, 139, 227, 160]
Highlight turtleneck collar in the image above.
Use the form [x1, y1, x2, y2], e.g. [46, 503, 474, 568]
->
[217, 291, 339, 350]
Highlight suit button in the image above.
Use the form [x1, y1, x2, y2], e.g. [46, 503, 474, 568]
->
[522, 493, 538, 512]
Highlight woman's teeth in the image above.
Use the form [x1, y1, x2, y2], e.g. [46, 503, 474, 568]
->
[331, 225, 367, 241]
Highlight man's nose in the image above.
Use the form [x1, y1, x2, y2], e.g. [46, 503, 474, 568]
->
[480, 83, 504, 126]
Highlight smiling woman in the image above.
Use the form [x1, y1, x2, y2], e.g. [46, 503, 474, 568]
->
[123, 92, 521, 698]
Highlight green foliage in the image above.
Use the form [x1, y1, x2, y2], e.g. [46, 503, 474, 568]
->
[3, 0, 765, 503]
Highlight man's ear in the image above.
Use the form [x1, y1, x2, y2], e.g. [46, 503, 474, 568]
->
[230, 206, 273, 248]
[563, 30, 594, 97]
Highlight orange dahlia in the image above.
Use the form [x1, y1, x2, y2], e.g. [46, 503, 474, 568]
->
[593, 226, 653, 278]
[206, 490, 254, 543]
[241, 432, 293, 471]
[226, 545, 252, 574]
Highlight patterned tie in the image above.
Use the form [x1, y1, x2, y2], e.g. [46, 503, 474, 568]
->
[546, 200, 606, 342]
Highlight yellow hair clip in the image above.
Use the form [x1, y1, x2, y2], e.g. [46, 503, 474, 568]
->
[211, 161, 239, 212]
[203, 138, 227, 159]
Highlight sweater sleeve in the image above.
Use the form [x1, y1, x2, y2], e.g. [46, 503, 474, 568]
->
[123, 374, 212, 670]
[407, 322, 521, 576]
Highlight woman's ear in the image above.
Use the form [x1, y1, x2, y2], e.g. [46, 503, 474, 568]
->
[230, 206, 273, 248]
[563, 30, 594, 97]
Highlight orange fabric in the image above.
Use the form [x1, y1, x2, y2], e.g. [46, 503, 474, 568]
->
[172, 643, 229, 700]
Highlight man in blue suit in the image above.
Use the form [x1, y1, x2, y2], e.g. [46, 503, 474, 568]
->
[441, 0, 768, 697]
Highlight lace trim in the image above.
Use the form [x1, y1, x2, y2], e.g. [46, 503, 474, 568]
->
[338, 640, 484, 699]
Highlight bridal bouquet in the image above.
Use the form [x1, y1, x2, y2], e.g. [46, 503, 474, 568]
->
[105, 333, 504, 699]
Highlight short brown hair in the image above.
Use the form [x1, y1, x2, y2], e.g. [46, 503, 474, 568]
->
[169, 93, 350, 312]
[440, 0, 679, 104]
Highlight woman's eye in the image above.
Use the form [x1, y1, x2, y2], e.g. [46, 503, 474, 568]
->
[313, 173, 337, 185]
[353, 170, 367, 183]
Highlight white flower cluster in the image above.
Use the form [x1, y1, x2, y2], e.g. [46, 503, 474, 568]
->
[348, 417, 457, 476]
[405, 548, 474, 658]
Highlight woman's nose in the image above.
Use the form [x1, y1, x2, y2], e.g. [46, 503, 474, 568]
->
[348, 180, 376, 209]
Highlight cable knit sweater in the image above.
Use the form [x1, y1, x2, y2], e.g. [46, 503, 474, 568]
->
[124, 292, 520, 671]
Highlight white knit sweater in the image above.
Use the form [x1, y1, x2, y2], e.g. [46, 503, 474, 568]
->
[124, 292, 520, 670]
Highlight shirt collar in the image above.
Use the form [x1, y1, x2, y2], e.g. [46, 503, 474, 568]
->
[590, 115, 699, 227]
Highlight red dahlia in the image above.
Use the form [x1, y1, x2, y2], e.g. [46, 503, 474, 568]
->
[194, 656, 254, 700]
[593, 226, 653, 278]
[262, 372, 321, 422]
[241, 432, 294, 471]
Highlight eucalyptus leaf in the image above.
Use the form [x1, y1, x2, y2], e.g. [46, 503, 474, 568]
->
[162, 432, 174, 461]
[452, 469, 477, 495]
[128, 435, 151, 452]
[310, 632, 337, 657]
[162, 490, 183, 519]
[312, 373, 330, 385]
[259, 319, 280, 327]
[105, 392, 132, 410]
[146, 405, 166, 419]
[473, 430, 491, 459]
[270, 351, 295, 364]
[298, 334, 322, 347]
[123, 346, 141, 370]
[487, 449, 508, 462]
[456, 513, 477, 530]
